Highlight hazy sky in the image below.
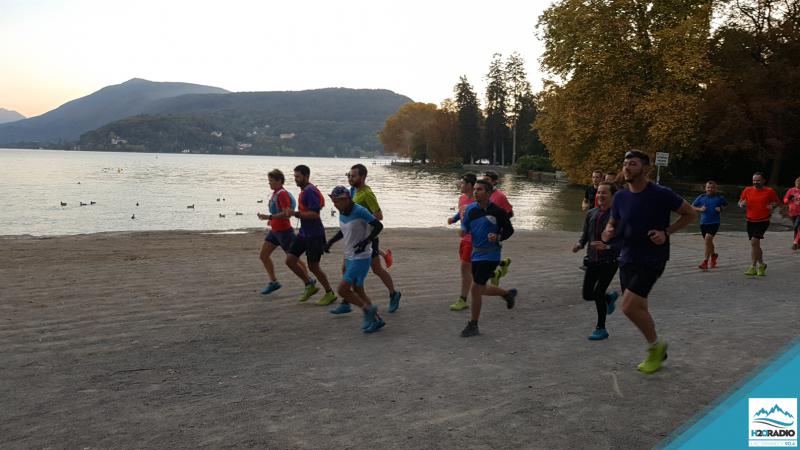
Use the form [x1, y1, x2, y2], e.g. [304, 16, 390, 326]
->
[1, 0, 553, 118]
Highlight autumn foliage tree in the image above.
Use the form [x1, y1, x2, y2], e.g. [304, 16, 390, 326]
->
[535, 0, 712, 182]
[379, 102, 437, 160]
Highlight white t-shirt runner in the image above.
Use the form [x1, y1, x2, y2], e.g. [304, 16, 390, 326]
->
[339, 203, 377, 260]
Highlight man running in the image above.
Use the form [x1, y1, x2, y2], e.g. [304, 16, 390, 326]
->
[739, 172, 779, 276]
[783, 176, 800, 251]
[324, 186, 386, 333]
[257, 169, 311, 295]
[483, 170, 513, 285]
[691, 181, 728, 271]
[330, 163, 402, 314]
[460, 179, 517, 337]
[447, 173, 477, 311]
[602, 150, 695, 374]
[286, 165, 337, 305]
[572, 181, 619, 341]
[582, 169, 604, 211]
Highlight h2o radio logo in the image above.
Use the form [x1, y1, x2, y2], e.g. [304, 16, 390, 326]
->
[749, 398, 797, 447]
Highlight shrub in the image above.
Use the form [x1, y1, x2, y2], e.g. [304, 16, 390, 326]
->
[515, 154, 553, 175]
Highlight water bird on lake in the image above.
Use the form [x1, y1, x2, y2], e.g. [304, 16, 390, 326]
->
[187, 204, 195, 209]
[256, 199, 263, 203]
[136, 202, 139, 206]
[60, 202, 67, 206]
[131, 214, 135, 219]
[80, 202, 87, 206]
[219, 213, 226, 218]
[235, 212, 243, 216]
[216, 198, 220, 202]
[90, 201, 96, 205]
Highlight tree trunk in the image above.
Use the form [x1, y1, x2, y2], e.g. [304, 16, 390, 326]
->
[770, 149, 783, 186]
[492, 140, 497, 165]
[512, 122, 517, 166]
[501, 139, 506, 166]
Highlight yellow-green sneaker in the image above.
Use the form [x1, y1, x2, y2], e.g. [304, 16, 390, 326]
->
[637, 341, 668, 374]
[449, 297, 469, 311]
[314, 291, 337, 306]
[757, 263, 767, 276]
[298, 280, 319, 302]
[490, 258, 512, 286]
[745, 266, 758, 276]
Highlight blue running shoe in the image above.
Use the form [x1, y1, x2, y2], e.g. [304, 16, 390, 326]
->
[388, 291, 401, 313]
[364, 317, 386, 333]
[504, 288, 517, 309]
[330, 302, 352, 315]
[588, 328, 609, 340]
[606, 291, 619, 315]
[362, 305, 378, 330]
[260, 281, 281, 295]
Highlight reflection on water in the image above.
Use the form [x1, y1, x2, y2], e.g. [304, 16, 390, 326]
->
[0, 149, 764, 236]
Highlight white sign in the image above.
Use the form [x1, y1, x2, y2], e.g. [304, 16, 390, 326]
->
[749, 398, 797, 447]
[655, 152, 669, 167]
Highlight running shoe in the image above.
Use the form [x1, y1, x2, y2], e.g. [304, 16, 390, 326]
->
[330, 302, 352, 315]
[698, 260, 708, 271]
[460, 320, 480, 337]
[315, 291, 337, 306]
[260, 281, 281, 295]
[503, 288, 517, 309]
[449, 297, 469, 311]
[362, 305, 378, 330]
[383, 249, 393, 268]
[606, 291, 619, 315]
[388, 291, 401, 313]
[757, 263, 767, 276]
[710, 253, 719, 268]
[364, 316, 386, 333]
[637, 341, 668, 374]
[298, 279, 319, 302]
[792, 243, 798, 251]
[745, 266, 758, 276]
[490, 258, 512, 286]
[588, 328, 609, 341]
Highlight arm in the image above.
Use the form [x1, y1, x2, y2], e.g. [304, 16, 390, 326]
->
[355, 219, 384, 253]
[497, 210, 514, 241]
[448, 210, 460, 225]
[650, 200, 696, 245]
[602, 216, 617, 243]
[324, 230, 344, 252]
[294, 210, 320, 220]
[575, 211, 590, 251]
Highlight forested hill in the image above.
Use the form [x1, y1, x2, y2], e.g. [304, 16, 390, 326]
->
[79, 88, 413, 157]
[0, 78, 229, 144]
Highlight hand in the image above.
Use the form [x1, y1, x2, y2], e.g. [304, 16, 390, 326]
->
[447, 217, 454, 225]
[571, 243, 582, 253]
[324, 242, 332, 253]
[602, 226, 615, 243]
[715, 207, 721, 213]
[589, 240, 608, 251]
[699, 205, 707, 212]
[354, 239, 369, 254]
[738, 200, 746, 208]
[648, 229, 667, 245]
[487, 233, 498, 242]
[257, 213, 268, 220]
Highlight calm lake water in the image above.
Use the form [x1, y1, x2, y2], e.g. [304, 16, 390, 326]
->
[0, 149, 761, 236]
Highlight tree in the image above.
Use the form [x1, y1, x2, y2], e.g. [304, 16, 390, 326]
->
[485, 53, 508, 165]
[535, 0, 712, 182]
[379, 102, 438, 158]
[505, 52, 533, 164]
[453, 76, 483, 164]
[699, 0, 800, 184]
[425, 107, 460, 164]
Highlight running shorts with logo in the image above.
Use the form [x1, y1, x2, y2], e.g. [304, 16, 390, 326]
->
[619, 262, 665, 298]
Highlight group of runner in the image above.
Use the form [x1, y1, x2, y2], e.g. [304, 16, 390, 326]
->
[256, 164, 400, 333]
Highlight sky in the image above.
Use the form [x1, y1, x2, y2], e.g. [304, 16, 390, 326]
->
[0, 0, 555, 118]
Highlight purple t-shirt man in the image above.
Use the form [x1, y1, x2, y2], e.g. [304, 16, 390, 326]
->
[611, 182, 685, 268]
[297, 183, 326, 238]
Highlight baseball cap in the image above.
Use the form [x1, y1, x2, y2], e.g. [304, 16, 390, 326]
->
[329, 185, 351, 199]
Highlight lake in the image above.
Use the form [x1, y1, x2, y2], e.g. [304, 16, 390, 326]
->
[0, 149, 759, 237]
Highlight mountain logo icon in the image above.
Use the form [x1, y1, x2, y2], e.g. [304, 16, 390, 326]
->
[752, 404, 796, 428]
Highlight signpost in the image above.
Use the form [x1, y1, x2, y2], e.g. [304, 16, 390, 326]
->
[655, 152, 669, 184]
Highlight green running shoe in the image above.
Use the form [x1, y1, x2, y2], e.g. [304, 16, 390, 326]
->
[745, 266, 758, 276]
[757, 263, 767, 276]
[315, 291, 337, 306]
[449, 297, 469, 311]
[637, 341, 668, 374]
[490, 258, 512, 286]
[298, 280, 319, 302]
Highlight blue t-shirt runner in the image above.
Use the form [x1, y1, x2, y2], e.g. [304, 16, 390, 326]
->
[692, 194, 728, 225]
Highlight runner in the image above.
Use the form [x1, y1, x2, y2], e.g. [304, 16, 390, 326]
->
[739, 172, 779, 276]
[324, 186, 386, 333]
[602, 150, 695, 374]
[783, 176, 800, 251]
[447, 173, 477, 311]
[330, 163, 402, 315]
[572, 181, 619, 340]
[256, 169, 311, 295]
[459, 179, 517, 337]
[285, 165, 337, 305]
[483, 170, 513, 285]
[582, 169, 604, 211]
[691, 181, 728, 271]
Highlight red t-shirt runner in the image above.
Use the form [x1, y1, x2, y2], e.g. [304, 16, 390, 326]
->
[268, 188, 294, 232]
[489, 188, 513, 216]
[740, 186, 779, 222]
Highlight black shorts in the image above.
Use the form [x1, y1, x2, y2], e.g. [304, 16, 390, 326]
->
[619, 263, 665, 298]
[288, 235, 326, 263]
[371, 237, 381, 258]
[265, 229, 295, 252]
[746, 221, 769, 240]
[472, 260, 500, 286]
[700, 223, 720, 238]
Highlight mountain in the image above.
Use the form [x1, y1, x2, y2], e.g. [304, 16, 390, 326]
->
[0, 78, 228, 145]
[0, 108, 25, 124]
[78, 88, 413, 157]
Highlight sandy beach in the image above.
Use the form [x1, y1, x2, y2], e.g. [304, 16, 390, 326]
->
[1, 228, 798, 448]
